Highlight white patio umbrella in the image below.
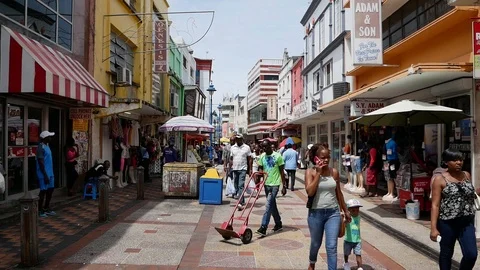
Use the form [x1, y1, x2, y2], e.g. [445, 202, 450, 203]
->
[351, 100, 469, 126]
[158, 115, 214, 133]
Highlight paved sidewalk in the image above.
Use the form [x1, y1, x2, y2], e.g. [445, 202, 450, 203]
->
[0, 181, 163, 269]
[40, 178, 406, 269]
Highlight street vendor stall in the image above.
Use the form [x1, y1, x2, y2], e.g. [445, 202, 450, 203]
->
[158, 115, 214, 197]
[352, 100, 469, 213]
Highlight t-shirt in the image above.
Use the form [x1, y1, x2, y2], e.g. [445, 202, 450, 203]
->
[282, 148, 298, 170]
[258, 152, 284, 186]
[230, 144, 251, 171]
[163, 147, 177, 163]
[344, 215, 361, 243]
[85, 164, 107, 180]
[36, 143, 54, 180]
[385, 139, 398, 160]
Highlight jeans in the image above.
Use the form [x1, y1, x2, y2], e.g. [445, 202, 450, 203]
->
[438, 216, 477, 270]
[308, 208, 341, 269]
[261, 185, 282, 228]
[233, 170, 247, 205]
[285, 169, 296, 189]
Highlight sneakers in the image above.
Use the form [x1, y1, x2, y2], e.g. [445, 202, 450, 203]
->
[273, 224, 283, 232]
[39, 212, 47, 218]
[256, 226, 267, 236]
[343, 262, 351, 270]
[357, 268, 363, 270]
[237, 204, 245, 211]
[44, 210, 56, 216]
[382, 194, 394, 201]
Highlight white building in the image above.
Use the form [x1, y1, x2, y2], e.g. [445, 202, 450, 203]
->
[277, 49, 301, 123]
[246, 59, 282, 139]
[237, 95, 248, 135]
[220, 94, 245, 137]
[290, 0, 352, 176]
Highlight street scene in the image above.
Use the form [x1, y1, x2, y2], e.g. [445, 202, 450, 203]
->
[1, 0, 480, 269]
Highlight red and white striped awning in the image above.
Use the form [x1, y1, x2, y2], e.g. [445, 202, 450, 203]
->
[0, 26, 109, 107]
[269, 120, 288, 131]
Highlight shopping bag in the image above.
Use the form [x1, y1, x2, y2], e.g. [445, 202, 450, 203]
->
[226, 176, 236, 196]
[245, 178, 256, 195]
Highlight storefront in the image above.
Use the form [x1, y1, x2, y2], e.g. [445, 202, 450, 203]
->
[0, 26, 109, 202]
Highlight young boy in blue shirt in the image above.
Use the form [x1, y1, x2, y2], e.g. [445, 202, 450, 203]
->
[343, 199, 363, 270]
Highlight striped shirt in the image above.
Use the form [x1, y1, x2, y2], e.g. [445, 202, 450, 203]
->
[230, 144, 251, 171]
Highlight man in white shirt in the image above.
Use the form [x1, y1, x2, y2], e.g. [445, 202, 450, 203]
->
[230, 134, 252, 210]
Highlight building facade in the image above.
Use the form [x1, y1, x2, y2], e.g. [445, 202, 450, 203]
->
[246, 59, 282, 138]
[0, 0, 110, 202]
[194, 58, 213, 122]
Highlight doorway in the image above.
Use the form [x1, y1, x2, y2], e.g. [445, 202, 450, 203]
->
[49, 108, 62, 188]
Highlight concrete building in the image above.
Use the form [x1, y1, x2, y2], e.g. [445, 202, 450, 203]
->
[290, 0, 352, 176]
[194, 58, 213, 122]
[220, 94, 246, 137]
[291, 57, 304, 113]
[246, 59, 282, 139]
[237, 95, 249, 136]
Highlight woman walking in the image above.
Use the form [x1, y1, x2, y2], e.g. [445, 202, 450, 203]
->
[64, 138, 79, 196]
[305, 143, 351, 270]
[430, 148, 478, 270]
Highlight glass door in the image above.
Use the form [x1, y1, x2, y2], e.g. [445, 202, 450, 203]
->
[48, 108, 62, 188]
[0, 100, 5, 201]
[27, 107, 42, 191]
[7, 104, 26, 196]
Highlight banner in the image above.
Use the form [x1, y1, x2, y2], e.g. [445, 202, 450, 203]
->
[352, 0, 383, 65]
[267, 96, 277, 120]
[350, 100, 386, 116]
[154, 20, 168, 73]
[473, 21, 480, 78]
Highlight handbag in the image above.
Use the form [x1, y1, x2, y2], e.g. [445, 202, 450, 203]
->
[474, 193, 480, 211]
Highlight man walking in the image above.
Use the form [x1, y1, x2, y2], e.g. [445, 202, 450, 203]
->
[36, 131, 56, 217]
[256, 141, 287, 236]
[230, 134, 252, 210]
[282, 142, 298, 191]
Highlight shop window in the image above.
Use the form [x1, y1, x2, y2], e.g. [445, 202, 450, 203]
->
[8, 105, 24, 147]
[27, 108, 42, 145]
[307, 126, 316, 144]
[7, 104, 25, 195]
[332, 121, 340, 133]
[317, 123, 328, 145]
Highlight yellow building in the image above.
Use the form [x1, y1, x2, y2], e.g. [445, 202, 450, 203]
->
[91, 0, 170, 169]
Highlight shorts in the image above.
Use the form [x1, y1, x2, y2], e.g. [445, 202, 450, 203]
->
[354, 159, 362, 173]
[388, 160, 400, 180]
[344, 241, 362, 256]
[38, 176, 55, 191]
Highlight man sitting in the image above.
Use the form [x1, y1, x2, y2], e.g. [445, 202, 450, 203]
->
[85, 160, 117, 188]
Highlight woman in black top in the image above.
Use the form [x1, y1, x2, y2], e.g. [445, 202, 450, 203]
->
[430, 148, 478, 270]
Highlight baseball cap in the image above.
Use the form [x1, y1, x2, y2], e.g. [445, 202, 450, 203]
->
[40, 131, 55, 139]
[346, 199, 363, 208]
[307, 144, 313, 150]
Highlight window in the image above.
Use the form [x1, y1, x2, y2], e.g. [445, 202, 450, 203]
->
[334, 0, 342, 38]
[323, 62, 332, 86]
[110, 32, 135, 77]
[317, 123, 328, 145]
[183, 56, 187, 69]
[264, 75, 279, 81]
[0, 0, 73, 50]
[307, 125, 316, 144]
[190, 67, 194, 78]
[311, 25, 315, 58]
[382, 0, 453, 49]
[314, 71, 321, 93]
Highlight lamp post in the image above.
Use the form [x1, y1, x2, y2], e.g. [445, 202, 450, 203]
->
[217, 104, 223, 139]
[207, 84, 216, 144]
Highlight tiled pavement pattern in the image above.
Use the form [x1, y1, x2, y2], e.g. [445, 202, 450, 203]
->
[47, 182, 403, 269]
[0, 181, 163, 269]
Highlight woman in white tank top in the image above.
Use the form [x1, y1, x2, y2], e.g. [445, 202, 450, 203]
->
[305, 143, 351, 270]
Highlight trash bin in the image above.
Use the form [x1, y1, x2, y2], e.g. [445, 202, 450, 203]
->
[199, 168, 223, 205]
[406, 200, 420, 220]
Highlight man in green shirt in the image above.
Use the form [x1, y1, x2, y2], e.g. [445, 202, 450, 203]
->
[343, 199, 363, 270]
[256, 141, 287, 236]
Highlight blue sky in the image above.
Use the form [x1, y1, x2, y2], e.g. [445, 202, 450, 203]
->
[168, 0, 309, 106]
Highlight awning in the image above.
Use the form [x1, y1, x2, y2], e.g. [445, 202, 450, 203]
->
[290, 63, 471, 124]
[0, 26, 109, 107]
[269, 120, 288, 131]
[97, 98, 169, 124]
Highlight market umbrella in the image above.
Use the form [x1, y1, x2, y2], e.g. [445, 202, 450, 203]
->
[158, 115, 214, 132]
[351, 100, 469, 126]
[220, 137, 230, 143]
[279, 137, 301, 148]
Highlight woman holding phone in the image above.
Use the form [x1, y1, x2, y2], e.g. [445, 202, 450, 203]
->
[305, 143, 351, 270]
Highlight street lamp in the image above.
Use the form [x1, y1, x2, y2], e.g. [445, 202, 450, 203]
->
[217, 104, 222, 138]
[207, 84, 216, 145]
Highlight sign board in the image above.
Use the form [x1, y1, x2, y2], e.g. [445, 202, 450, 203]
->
[69, 108, 92, 119]
[293, 102, 308, 118]
[154, 20, 168, 73]
[350, 100, 386, 116]
[266, 96, 277, 120]
[473, 21, 480, 78]
[352, 0, 383, 65]
[73, 119, 89, 131]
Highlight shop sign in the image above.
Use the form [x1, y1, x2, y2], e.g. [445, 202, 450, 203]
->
[293, 102, 308, 118]
[69, 108, 92, 119]
[73, 119, 89, 132]
[8, 146, 37, 158]
[266, 96, 277, 120]
[154, 20, 168, 73]
[352, 0, 383, 65]
[473, 21, 480, 78]
[350, 100, 386, 116]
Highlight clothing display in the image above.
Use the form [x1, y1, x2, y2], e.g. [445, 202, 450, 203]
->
[130, 121, 140, 146]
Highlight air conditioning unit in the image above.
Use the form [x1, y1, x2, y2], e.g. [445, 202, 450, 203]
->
[117, 67, 132, 85]
[170, 92, 179, 108]
[332, 82, 350, 99]
[447, 0, 480, 6]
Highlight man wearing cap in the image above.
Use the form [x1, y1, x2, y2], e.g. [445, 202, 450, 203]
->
[229, 134, 252, 210]
[36, 131, 56, 217]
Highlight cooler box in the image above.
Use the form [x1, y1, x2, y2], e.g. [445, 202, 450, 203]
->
[199, 169, 223, 205]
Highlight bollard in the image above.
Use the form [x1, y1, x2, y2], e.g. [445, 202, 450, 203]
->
[19, 191, 39, 266]
[137, 166, 145, 200]
[98, 175, 110, 222]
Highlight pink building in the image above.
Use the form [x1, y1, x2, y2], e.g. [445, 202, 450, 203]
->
[291, 57, 304, 107]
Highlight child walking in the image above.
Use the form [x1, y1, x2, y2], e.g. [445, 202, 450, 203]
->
[344, 199, 363, 270]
